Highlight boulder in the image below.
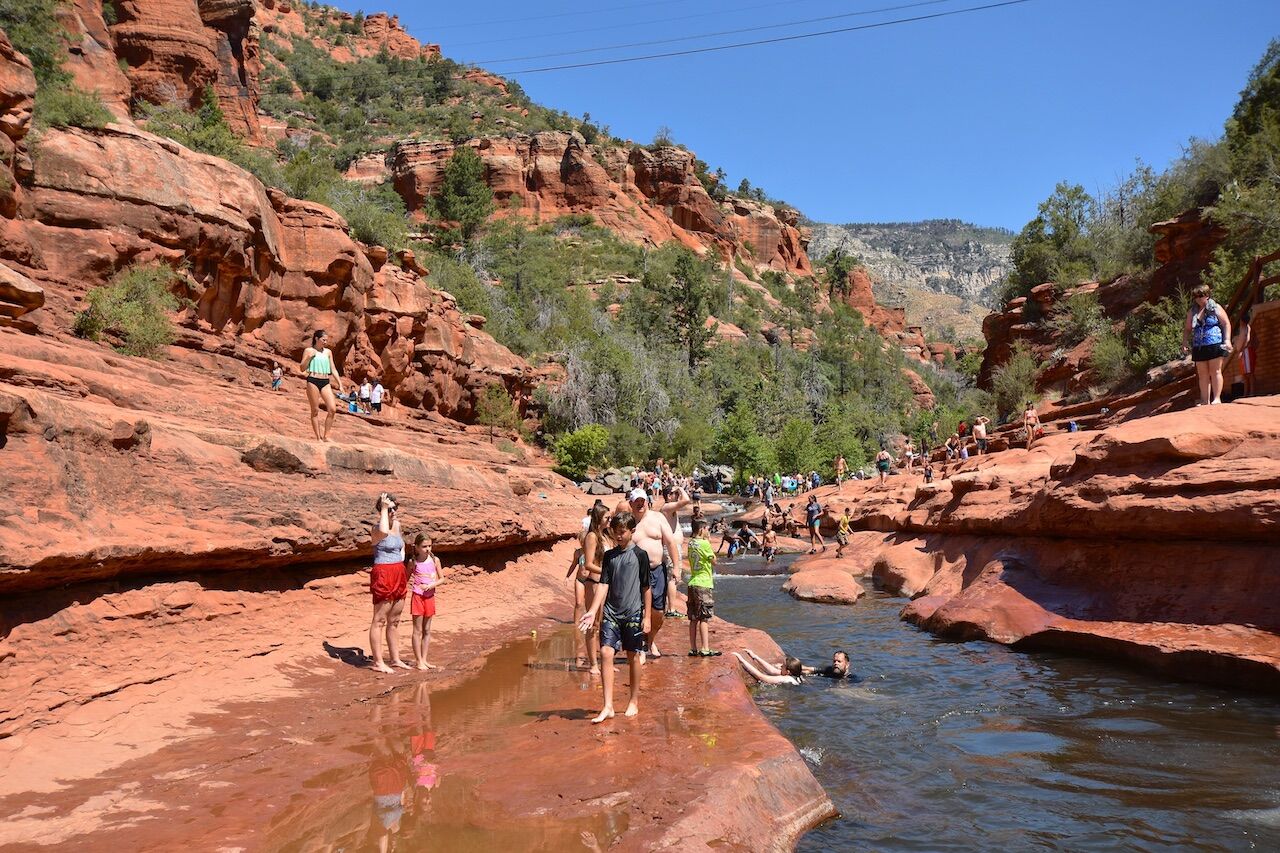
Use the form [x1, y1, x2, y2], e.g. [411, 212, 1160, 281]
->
[782, 569, 865, 605]
[0, 264, 43, 318]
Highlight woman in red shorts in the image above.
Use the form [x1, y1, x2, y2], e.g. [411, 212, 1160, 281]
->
[369, 492, 410, 673]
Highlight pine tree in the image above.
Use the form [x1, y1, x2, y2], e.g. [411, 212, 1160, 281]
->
[433, 147, 495, 241]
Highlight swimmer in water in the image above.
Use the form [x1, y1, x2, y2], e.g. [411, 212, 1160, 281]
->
[733, 648, 853, 685]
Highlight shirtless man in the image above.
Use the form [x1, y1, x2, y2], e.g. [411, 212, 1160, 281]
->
[834, 454, 847, 486]
[972, 416, 991, 456]
[658, 485, 692, 618]
[615, 488, 680, 658]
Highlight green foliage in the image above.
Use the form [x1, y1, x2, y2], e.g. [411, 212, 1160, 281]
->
[475, 383, 522, 439]
[34, 83, 113, 130]
[1089, 332, 1130, 388]
[711, 402, 773, 484]
[142, 90, 283, 187]
[73, 264, 179, 357]
[642, 248, 715, 369]
[0, 0, 69, 87]
[956, 346, 984, 383]
[1048, 290, 1108, 347]
[1122, 296, 1185, 374]
[821, 247, 860, 296]
[991, 342, 1040, 419]
[553, 424, 608, 481]
[432, 147, 495, 241]
[774, 417, 816, 473]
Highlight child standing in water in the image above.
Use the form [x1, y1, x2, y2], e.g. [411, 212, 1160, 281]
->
[579, 512, 652, 724]
[408, 534, 443, 670]
[686, 520, 719, 657]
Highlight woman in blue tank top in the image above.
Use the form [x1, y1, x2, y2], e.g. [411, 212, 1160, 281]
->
[1181, 284, 1234, 405]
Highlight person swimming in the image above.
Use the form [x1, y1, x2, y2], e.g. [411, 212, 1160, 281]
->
[733, 648, 855, 685]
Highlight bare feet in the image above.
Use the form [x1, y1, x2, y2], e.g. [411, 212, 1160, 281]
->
[589, 666, 600, 676]
[416, 661, 437, 671]
[649, 645, 662, 658]
[372, 662, 395, 674]
[392, 659, 413, 670]
[591, 708, 615, 724]
[624, 702, 639, 717]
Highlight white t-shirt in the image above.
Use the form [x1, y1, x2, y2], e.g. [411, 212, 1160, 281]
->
[359, 382, 372, 399]
[370, 383, 384, 404]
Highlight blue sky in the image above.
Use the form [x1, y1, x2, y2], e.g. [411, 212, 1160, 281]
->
[328, 0, 1279, 230]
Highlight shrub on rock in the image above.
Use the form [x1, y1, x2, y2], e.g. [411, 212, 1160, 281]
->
[73, 264, 179, 358]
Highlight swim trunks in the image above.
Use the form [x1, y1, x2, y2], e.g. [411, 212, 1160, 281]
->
[599, 611, 646, 653]
[649, 559, 668, 612]
[688, 585, 714, 621]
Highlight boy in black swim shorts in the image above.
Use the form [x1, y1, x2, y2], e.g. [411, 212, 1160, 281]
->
[579, 511, 652, 724]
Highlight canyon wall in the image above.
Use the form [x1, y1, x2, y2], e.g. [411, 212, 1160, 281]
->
[389, 134, 813, 276]
[792, 400, 1280, 693]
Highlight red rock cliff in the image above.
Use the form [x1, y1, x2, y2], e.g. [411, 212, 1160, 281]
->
[390, 134, 813, 276]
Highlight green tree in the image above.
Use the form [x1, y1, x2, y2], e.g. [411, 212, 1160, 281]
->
[991, 342, 1041, 419]
[711, 401, 772, 484]
[553, 424, 608, 481]
[432, 146, 495, 241]
[774, 416, 816, 473]
[660, 249, 715, 369]
[1003, 182, 1097, 303]
[474, 383, 521, 441]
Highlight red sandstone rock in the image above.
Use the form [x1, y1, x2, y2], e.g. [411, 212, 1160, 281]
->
[783, 567, 865, 604]
[808, 400, 1280, 692]
[389, 135, 813, 280]
[11, 124, 530, 421]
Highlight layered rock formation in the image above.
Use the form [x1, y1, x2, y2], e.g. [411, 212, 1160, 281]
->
[390, 134, 813, 276]
[977, 209, 1225, 394]
[808, 219, 1013, 338]
[4, 118, 530, 419]
[787, 400, 1280, 693]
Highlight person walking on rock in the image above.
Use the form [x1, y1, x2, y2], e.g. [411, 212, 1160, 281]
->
[270, 361, 283, 391]
[1023, 402, 1043, 450]
[835, 454, 847, 486]
[658, 485, 692, 619]
[300, 329, 347, 442]
[613, 488, 679, 660]
[369, 493, 410, 674]
[579, 512, 652, 723]
[805, 494, 826, 554]
[875, 446, 892, 486]
[1182, 284, 1233, 405]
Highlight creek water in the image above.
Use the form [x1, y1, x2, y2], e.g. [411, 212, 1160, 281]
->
[712, 557, 1280, 852]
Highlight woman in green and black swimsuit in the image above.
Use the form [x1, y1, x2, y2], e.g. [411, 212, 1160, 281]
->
[300, 329, 347, 441]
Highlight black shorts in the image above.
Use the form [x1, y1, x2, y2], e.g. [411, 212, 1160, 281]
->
[649, 561, 667, 612]
[976, 438, 988, 451]
[1192, 344, 1225, 362]
[372, 401, 382, 412]
[600, 611, 646, 653]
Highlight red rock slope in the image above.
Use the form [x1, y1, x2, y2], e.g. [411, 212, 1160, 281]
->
[791, 399, 1280, 693]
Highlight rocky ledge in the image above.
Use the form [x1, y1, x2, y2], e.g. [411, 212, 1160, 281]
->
[0, 329, 831, 848]
[784, 399, 1280, 693]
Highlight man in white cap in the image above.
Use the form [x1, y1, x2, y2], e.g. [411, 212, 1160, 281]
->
[614, 487, 680, 659]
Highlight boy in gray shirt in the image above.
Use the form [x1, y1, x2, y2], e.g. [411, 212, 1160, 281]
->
[579, 511, 652, 724]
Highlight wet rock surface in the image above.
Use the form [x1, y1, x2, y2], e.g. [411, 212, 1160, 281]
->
[780, 400, 1280, 692]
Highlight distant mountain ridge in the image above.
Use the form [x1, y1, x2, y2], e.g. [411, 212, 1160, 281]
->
[805, 219, 1014, 339]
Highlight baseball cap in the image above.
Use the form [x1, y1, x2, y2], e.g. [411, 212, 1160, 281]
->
[628, 488, 647, 502]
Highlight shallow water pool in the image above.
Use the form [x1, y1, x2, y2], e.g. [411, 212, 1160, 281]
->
[712, 570, 1280, 852]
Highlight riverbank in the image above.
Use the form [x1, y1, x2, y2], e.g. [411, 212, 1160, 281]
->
[0, 329, 831, 849]
[784, 398, 1280, 693]
[0, 542, 833, 850]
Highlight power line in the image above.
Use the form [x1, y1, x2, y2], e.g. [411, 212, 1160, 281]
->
[449, 0, 816, 51]
[506, 0, 1036, 75]
[474, 0, 954, 66]
[430, 0, 689, 31]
